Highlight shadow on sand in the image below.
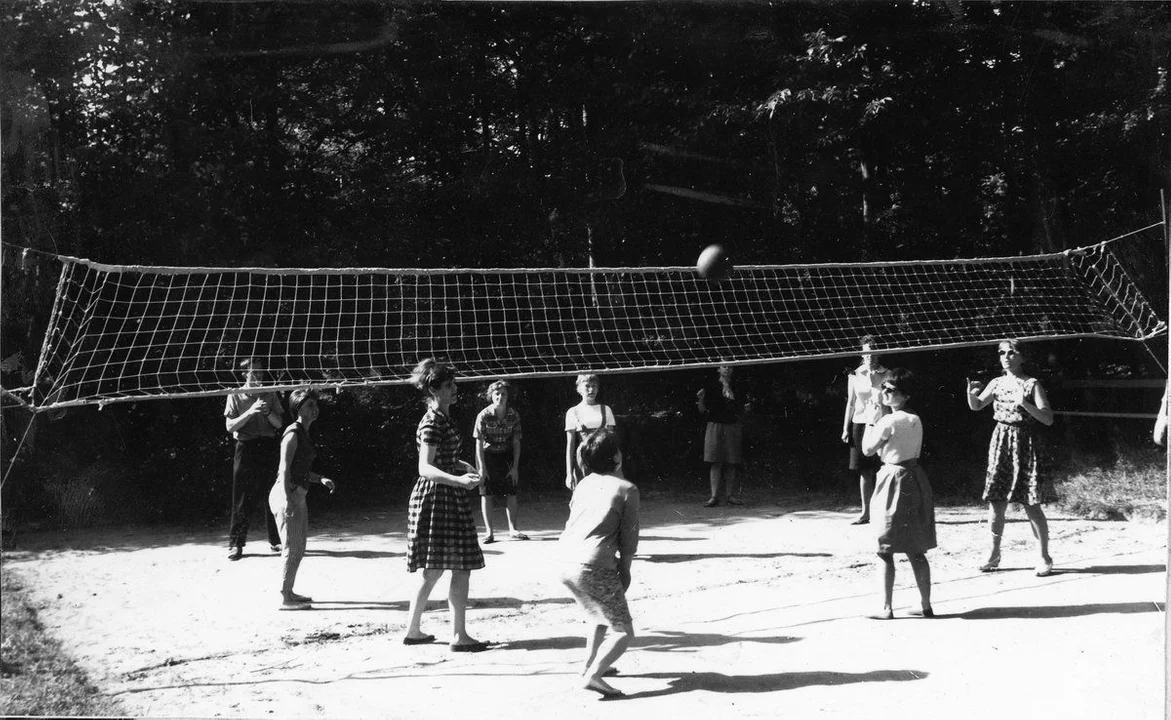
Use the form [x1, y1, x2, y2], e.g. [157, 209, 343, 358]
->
[500, 630, 799, 654]
[640, 552, 832, 564]
[959, 601, 1163, 620]
[618, 668, 928, 699]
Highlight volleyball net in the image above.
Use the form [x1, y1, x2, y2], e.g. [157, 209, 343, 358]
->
[13, 233, 1167, 411]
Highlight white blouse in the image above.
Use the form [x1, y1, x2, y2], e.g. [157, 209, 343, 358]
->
[862, 409, 923, 464]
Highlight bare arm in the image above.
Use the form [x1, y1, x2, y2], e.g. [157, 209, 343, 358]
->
[565, 430, 576, 486]
[418, 442, 480, 489]
[225, 396, 279, 433]
[278, 432, 297, 499]
[509, 434, 521, 483]
[841, 378, 856, 441]
[617, 486, 640, 590]
[860, 419, 889, 457]
[1020, 381, 1055, 426]
[966, 378, 994, 411]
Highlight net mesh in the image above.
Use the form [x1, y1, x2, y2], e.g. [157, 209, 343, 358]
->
[26, 240, 1166, 410]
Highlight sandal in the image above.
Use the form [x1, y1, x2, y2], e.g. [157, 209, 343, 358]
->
[482, 536, 496, 544]
[509, 532, 530, 541]
[978, 554, 1000, 573]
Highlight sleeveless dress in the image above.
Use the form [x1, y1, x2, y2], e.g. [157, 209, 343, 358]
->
[982, 375, 1047, 505]
[406, 408, 485, 572]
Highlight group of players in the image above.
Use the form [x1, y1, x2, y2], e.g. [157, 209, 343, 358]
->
[221, 335, 1100, 697]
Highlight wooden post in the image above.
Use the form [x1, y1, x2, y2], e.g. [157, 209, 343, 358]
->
[1162, 187, 1169, 720]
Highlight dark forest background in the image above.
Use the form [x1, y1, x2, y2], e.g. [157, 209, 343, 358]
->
[2, 1, 1169, 530]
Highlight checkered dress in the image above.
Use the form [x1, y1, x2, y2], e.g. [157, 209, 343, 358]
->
[407, 408, 485, 572]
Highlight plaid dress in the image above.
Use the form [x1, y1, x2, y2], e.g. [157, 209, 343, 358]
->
[982, 375, 1048, 506]
[407, 408, 485, 572]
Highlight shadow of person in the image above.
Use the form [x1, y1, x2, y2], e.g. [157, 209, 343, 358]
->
[640, 552, 832, 564]
[959, 601, 1162, 620]
[304, 549, 401, 559]
[621, 669, 928, 699]
[502, 630, 799, 654]
[635, 630, 799, 652]
[1055, 564, 1165, 575]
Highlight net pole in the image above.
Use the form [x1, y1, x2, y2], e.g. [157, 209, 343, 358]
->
[1162, 188, 1170, 720]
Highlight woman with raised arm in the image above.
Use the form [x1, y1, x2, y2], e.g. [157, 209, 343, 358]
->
[966, 339, 1055, 577]
[474, 380, 527, 543]
[697, 365, 746, 507]
[564, 374, 617, 492]
[268, 389, 336, 610]
[862, 369, 935, 620]
[402, 359, 490, 652]
[841, 335, 891, 524]
[558, 427, 639, 698]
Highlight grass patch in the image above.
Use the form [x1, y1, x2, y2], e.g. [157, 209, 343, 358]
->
[1054, 451, 1168, 522]
[0, 565, 121, 717]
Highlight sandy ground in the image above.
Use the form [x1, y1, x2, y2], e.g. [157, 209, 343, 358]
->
[2, 491, 1167, 720]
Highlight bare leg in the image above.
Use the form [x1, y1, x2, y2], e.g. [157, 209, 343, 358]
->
[709, 463, 723, 500]
[908, 553, 932, 613]
[580, 624, 607, 676]
[873, 552, 895, 618]
[448, 569, 480, 645]
[480, 496, 494, 539]
[723, 464, 739, 499]
[405, 569, 444, 639]
[982, 501, 1007, 569]
[504, 496, 521, 534]
[584, 627, 633, 695]
[1023, 504, 1052, 569]
[857, 469, 875, 522]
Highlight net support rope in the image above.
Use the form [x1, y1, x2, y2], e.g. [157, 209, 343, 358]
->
[16, 236, 1167, 411]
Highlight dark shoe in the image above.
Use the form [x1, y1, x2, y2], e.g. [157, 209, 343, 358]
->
[482, 536, 497, 544]
[451, 641, 490, 653]
[270, 543, 282, 553]
[285, 591, 312, 603]
[403, 634, 436, 646]
[703, 497, 719, 508]
[228, 546, 243, 561]
[725, 497, 744, 506]
[907, 608, 935, 618]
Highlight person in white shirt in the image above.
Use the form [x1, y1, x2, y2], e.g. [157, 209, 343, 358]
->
[564, 374, 617, 491]
[862, 368, 935, 620]
[558, 427, 639, 698]
[841, 335, 891, 524]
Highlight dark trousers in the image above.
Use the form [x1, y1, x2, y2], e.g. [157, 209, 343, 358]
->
[229, 437, 281, 549]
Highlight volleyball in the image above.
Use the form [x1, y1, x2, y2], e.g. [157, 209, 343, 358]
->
[696, 244, 733, 280]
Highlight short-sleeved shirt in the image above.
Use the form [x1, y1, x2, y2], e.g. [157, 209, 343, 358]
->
[559, 473, 640, 570]
[864, 409, 923, 464]
[564, 403, 616, 436]
[848, 367, 890, 425]
[473, 406, 522, 455]
[989, 375, 1038, 425]
[224, 389, 283, 441]
[417, 407, 462, 475]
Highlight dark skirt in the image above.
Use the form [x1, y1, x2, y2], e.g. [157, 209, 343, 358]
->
[872, 460, 937, 554]
[479, 452, 517, 498]
[406, 478, 485, 572]
[703, 422, 743, 464]
[982, 423, 1047, 505]
[847, 422, 879, 472]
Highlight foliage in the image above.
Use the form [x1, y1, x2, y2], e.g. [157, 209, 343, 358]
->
[1, 2, 1168, 526]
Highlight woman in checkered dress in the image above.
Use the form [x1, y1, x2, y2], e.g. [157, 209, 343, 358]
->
[966, 340, 1055, 578]
[402, 359, 490, 652]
